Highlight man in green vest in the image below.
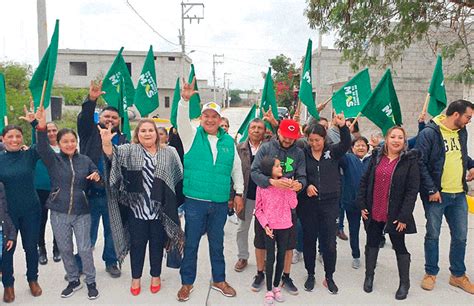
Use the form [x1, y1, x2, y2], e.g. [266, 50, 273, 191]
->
[176, 78, 244, 302]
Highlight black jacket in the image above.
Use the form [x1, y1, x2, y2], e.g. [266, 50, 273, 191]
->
[415, 120, 474, 197]
[357, 148, 420, 234]
[0, 182, 17, 245]
[299, 125, 351, 203]
[37, 130, 98, 215]
[77, 97, 128, 167]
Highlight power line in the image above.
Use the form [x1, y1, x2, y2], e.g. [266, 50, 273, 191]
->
[125, 0, 179, 46]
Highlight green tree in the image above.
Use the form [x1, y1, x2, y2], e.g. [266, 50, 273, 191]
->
[268, 54, 299, 109]
[305, 0, 473, 83]
[0, 62, 34, 143]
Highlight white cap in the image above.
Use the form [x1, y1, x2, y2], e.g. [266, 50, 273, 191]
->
[201, 102, 222, 116]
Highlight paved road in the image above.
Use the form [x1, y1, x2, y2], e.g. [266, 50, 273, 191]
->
[7, 106, 474, 305]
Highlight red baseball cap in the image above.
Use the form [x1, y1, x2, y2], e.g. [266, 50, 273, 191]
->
[278, 119, 301, 140]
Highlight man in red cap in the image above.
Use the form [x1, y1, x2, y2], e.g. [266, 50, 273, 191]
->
[250, 119, 307, 295]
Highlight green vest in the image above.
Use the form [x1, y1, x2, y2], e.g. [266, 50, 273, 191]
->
[184, 126, 235, 202]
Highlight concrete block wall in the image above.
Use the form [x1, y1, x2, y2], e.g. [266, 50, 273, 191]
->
[312, 39, 466, 138]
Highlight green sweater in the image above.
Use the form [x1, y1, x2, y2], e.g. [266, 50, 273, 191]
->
[0, 148, 41, 219]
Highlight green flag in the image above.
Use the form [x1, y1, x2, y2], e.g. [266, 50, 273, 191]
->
[134, 45, 159, 117]
[0, 73, 7, 133]
[118, 77, 131, 140]
[170, 77, 181, 128]
[29, 19, 59, 109]
[361, 69, 402, 135]
[237, 104, 257, 143]
[188, 64, 201, 119]
[102, 47, 135, 110]
[332, 68, 372, 118]
[299, 39, 319, 119]
[261, 67, 279, 119]
[427, 55, 447, 117]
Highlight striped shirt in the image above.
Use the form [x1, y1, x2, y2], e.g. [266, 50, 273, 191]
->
[130, 148, 160, 220]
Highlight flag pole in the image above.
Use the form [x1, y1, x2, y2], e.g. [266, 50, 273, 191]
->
[38, 80, 48, 110]
[349, 112, 362, 130]
[4, 115, 8, 126]
[322, 96, 331, 107]
[421, 92, 430, 116]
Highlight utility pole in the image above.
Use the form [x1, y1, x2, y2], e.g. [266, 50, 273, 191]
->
[212, 54, 224, 102]
[223, 72, 231, 108]
[180, 1, 204, 55]
[37, 0, 48, 59]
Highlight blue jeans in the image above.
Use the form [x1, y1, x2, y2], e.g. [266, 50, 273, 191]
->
[89, 193, 117, 267]
[2, 212, 41, 288]
[345, 209, 361, 259]
[423, 192, 468, 277]
[0, 229, 3, 262]
[180, 198, 227, 285]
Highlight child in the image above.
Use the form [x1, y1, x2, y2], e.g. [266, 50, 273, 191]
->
[0, 182, 16, 265]
[255, 156, 298, 305]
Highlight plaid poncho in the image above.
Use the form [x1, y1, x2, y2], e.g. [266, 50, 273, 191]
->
[105, 143, 185, 263]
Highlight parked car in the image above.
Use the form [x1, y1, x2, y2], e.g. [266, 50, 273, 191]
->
[277, 107, 289, 120]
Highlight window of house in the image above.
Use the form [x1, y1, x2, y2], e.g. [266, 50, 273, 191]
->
[168, 57, 175, 61]
[69, 62, 87, 76]
[125, 62, 132, 75]
[165, 96, 170, 108]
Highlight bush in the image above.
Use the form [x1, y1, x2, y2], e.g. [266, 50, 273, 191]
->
[52, 87, 105, 107]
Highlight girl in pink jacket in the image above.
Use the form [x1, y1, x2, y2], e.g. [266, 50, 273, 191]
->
[255, 156, 298, 306]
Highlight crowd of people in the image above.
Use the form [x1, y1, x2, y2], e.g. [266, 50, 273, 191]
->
[0, 77, 473, 305]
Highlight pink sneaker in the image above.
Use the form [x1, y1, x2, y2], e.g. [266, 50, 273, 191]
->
[272, 287, 285, 302]
[264, 291, 274, 305]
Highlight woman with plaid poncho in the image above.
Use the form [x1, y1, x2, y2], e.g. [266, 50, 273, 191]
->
[100, 119, 184, 296]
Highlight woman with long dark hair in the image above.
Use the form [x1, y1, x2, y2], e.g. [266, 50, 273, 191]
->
[297, 112, 351, 295]
[0, 120, 43, 303]
[27, 105, 101, 300]
[358, 126, 420, 300]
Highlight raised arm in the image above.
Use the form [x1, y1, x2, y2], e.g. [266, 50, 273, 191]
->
[177, 78, 198, 153]
[77, 80, 105, 139]
[98, 124, 117, 158]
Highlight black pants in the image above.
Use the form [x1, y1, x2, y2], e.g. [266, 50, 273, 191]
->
[366, 220, 409, 255]
[264, 228, 289, 291]
[346, 208, 361, 258]
[37, 189, 58, 252]
[129, 214, 167, 279]
[298, 198, 339, 278]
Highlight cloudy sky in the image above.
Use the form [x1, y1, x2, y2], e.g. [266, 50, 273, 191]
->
[0, 0, 335, 89]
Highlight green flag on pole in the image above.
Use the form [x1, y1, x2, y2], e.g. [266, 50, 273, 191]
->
[29, 19, 59, 109]
[118, 77, 131, 140]
[237, 104, 257, 143]
[427, 55, 447, 117]
[361, 69, 402, 135]
[0, 73, 7, 133]
[299, 39, 319, 119]
[332, 68, 372, 118]
[102, 47, 135, 110]
[134, 45, 159, 117]
[170, 78, 181, 128]
[188, 64, 201, 119]
[261, 67, 279, 119]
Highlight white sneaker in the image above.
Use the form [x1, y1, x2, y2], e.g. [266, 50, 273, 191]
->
[352, 258, 360, 269]
[228, 214, 239, 225]
[291, 250, 302, 264]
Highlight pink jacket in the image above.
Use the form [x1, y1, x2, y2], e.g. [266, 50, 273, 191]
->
[255, 185, 298, 230]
